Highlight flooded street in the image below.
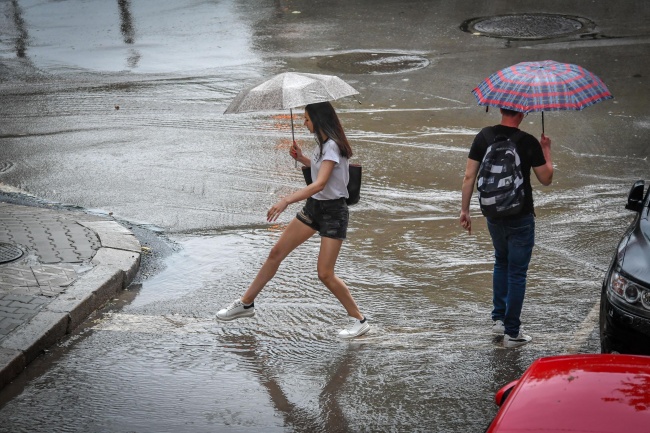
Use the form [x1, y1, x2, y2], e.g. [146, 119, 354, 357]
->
[1, 0, 649, 431]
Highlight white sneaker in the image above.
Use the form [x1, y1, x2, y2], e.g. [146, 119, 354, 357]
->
[492, 320, 505, 335]
[338, 318, 370, 339]
[503, 330, 532, 348]
[216, 299, 255, 321]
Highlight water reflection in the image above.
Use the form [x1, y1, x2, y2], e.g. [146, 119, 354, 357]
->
[9, 0, 27, 58]
[117, 0, 135, 44]
[117, 0, 140, 68]
[608, 375, 650, 411]
[220, 332, 352, 432]
[487, 345, 528, 397]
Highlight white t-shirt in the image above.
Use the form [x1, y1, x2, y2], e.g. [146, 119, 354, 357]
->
[310, 138, 349, 201]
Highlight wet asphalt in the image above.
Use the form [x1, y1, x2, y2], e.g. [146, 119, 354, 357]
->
[0, 1, 649, 432]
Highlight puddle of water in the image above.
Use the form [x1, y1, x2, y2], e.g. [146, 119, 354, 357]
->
[3, 0, 258, 73]
[317, 52, 430, 75]
[131, 233, 250, 308]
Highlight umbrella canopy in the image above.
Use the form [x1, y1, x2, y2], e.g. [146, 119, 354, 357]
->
[224, 72, 359, 114]
[224, 72, 359, 166]
[472, 60, 613, 132]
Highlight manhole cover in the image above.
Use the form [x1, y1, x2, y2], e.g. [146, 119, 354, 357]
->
[317, 52, 429, 75]
[0, 242, 23, 264]
[461, 14, 595, 40]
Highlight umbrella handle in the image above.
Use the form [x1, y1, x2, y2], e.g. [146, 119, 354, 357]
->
[290, 108, 297, 167]
[542, 111, 545, 135]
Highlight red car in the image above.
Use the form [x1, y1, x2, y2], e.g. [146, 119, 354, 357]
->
[486, 354, 650, 433]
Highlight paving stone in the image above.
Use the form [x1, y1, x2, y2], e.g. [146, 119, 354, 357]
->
[39, 285, 68, 297]
[32, 238, 55, 249]
[37, 252, 62, 264]
[6, 233, 34, 245]
[2, 294, 37, 303]
[32, 264, 77, 287]
[0, 318, 23, 336]
[57, 249, 83, 263]
[6, 287, 42, 296]
[0, 312, 24, 320]
[73, 248, 96, 260]
[11, 300, 44, 311]
[0, 264, 39, 288]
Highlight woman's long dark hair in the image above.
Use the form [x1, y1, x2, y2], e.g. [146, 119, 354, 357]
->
[305, 102, 353, 159]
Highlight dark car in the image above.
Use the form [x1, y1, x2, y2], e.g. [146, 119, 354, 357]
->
[600, 180, 650, 354]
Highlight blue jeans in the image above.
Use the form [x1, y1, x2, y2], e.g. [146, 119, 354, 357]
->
[486, 214, 535, 338]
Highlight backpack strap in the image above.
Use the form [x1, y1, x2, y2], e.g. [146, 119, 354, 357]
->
[509, 130, 526, 145]
[480, 127, 496, 144]
[481, 127, 526, 145]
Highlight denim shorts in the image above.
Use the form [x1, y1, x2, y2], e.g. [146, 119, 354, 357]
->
[296, 197, 349, 240]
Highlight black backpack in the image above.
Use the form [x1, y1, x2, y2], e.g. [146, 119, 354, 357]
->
[477, 128, 526, 218]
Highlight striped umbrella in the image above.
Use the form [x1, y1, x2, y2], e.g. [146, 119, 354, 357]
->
[472, 60, 613, 133]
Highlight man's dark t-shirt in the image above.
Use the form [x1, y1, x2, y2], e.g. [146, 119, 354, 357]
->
[468, 125, 546, 218]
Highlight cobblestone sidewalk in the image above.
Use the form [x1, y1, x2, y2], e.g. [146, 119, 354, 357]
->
[0, 202, 141, 390]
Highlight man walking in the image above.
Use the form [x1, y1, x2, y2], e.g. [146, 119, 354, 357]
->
[460, 108, 553, 348]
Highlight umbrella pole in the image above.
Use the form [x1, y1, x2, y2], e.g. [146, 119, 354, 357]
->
[542, 111, 545, 135]
[290, 108, 297, 167]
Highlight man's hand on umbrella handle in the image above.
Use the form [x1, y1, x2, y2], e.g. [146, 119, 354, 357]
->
[267, 198, 289, 222]
[460, 211, 472, 235]
[540, 133, 551, 149]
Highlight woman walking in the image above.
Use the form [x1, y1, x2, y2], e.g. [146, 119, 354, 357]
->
[216, 101, 369, 339]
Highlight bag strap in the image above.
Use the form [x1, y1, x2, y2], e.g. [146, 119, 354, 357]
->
[481, 127, 526, 145]
[509, 130, 526, 145]
[480, 127, 496, 144]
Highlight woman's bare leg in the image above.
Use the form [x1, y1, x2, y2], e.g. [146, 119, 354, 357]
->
[317, 236, 363, 320]
[241, 218, 316, 304]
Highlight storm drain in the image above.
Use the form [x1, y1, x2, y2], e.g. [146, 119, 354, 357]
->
[461, 13, 595, 40]
[0, 242, 23, 264]
[317, 52, 429, 75]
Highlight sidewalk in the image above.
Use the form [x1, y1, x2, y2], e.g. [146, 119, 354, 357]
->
[0, 202, 141, 391]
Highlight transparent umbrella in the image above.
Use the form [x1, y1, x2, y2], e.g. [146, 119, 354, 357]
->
[224, 72, 359, 158]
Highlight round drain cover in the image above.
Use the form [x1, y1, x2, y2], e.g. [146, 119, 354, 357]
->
[461, 14, 594, 40]
[317, 52, 429, 75]
[0, 242, 23, 264]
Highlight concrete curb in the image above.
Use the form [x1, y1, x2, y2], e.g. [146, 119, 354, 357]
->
[0, 218, 141, 390]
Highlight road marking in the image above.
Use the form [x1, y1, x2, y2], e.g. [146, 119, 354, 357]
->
[565, 300, 600, 354]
